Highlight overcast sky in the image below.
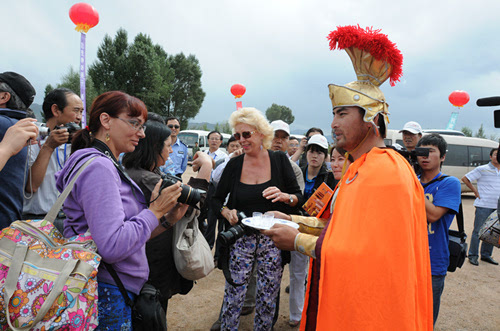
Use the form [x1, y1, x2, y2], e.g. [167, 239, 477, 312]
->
[5, 0, 500, 138]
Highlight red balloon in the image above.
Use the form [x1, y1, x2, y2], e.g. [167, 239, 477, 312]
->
[69, 3, 99, 33]
[448, 90, 470, 108]
[230, 84, 246, 99]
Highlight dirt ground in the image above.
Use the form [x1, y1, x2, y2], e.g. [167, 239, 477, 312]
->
[167, 168, 500, 330]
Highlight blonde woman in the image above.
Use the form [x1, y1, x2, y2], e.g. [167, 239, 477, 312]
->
[213, 108, 303, 330]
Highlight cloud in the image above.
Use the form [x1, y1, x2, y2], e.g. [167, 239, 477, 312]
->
[4, 0, 500, 137]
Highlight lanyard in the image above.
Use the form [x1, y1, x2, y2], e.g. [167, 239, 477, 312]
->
[56, 144, 67, 170]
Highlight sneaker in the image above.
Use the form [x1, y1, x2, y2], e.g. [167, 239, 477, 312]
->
[469, 256, 479, 266]
[289, 320, 300, 327]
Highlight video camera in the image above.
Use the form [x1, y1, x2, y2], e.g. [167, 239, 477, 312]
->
[35, 122, 81, 143]
[159, 173, 206, 207]
[391, 144, 429, 175]
[476, 96, 500, 163]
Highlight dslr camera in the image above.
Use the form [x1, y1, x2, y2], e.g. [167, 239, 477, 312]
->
[36, 122, 81, 143]
[159, 173, 206, 207]
[391, 144, 429, 175]
[218, 212, 251, 246]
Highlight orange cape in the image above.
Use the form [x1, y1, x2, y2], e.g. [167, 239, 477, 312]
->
[301, 148, 433, 330]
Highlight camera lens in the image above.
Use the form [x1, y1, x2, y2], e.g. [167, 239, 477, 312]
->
[219, 224, 246, 246]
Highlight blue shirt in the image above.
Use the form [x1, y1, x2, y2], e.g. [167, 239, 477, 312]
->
[0, 114, 28, 228]
[169, 138, 188, 175]
[420, 173, 461, 276]
[303, 168, 317, 200]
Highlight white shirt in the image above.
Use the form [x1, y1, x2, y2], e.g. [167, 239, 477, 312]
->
[23, 140, 71, 215]
[207, 149, 227, 163]
[465, 162, 500, 209]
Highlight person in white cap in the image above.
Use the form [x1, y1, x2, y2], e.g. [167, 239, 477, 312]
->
[399, 121, 423, 152]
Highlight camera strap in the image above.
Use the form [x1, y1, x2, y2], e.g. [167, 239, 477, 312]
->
[91, 139, 147, 206]
[421, 174, 465, 238]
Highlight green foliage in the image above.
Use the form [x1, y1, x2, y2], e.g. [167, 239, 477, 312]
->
[475, 124, 486, 139]
[214, 121, 231, 134]
[265, 103, 295, 124]
[166, 53, 206, 130]
[44, 67, 98, 120]
[461, 126, 472, 137]
[88, 28, 204, 128]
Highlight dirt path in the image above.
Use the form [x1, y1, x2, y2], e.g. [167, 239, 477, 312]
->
[168, 169, 500, 330]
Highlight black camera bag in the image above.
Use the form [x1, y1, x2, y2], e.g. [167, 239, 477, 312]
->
[103, 262, 167, 330]
[448, 203, 467, 272]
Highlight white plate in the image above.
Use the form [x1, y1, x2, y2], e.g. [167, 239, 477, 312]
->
[242, 217, 299, 230]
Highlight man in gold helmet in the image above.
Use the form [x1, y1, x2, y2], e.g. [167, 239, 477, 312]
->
[263, 25, 433, 330]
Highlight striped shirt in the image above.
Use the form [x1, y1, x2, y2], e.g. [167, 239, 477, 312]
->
[465, 162, 500, 209]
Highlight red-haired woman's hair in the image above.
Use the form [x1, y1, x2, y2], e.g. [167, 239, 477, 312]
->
[71, 91, 148, 154]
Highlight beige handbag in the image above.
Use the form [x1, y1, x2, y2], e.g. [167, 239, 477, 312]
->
[172, 208, 214, 280]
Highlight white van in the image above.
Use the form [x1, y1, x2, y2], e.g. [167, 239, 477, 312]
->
[178, 130, 231, 160]
[384, 129, 499, 191]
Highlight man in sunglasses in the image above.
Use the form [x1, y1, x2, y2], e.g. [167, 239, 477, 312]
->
[166, 116, 188, 177]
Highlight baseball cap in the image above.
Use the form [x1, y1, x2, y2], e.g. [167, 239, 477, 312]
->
[270, 120, 290, 136]
[307, 134, 328, 149]
[399, 121, 423, 135]
[0, 71, 36, 108]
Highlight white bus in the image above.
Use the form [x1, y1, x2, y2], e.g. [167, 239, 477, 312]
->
[178, 130, 231, 160]
[384, 129, 499, 192]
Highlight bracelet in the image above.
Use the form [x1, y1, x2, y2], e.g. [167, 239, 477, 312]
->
[220, 206, 228, 214]
[160, 216, 173, 230]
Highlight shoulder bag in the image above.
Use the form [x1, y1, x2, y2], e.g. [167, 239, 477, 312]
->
[0, 157, 100, 330]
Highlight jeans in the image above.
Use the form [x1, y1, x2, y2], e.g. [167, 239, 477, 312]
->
[431, 275, 446, 326]
[468, 207, 496, 258]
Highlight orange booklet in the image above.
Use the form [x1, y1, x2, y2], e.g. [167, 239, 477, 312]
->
[302, 182, 334, 217]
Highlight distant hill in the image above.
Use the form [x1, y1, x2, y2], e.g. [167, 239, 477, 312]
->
[30, 103, 43, 121]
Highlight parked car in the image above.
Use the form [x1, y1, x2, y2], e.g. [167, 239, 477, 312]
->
[178, 129, 231, 160]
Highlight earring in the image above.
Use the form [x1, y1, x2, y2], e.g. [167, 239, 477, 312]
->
[105, 132, 110, 142]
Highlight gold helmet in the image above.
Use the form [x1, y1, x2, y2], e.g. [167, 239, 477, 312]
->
[327, 25, 403, 126]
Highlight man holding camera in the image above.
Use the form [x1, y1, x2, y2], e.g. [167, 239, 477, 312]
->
[0, 71, 36, 227]
[23, 88, 83, 220]
[416, 133, 461, 326]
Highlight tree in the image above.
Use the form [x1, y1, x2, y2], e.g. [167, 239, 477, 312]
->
[475, 124, 486, 139]
[88, 29, 205, 127]
[166, 53, 206, 130]
[265, 103, 295, 124]
[44, 66, 98, 119]
[89, 29, 174, 115]
[214, 121, 231, 134]
[461, 126, 472, 137]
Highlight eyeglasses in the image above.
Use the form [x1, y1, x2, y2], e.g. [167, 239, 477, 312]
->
[118, 117, 146, 132]
[168, 124, 180, 129]
[209, 137, 221, 141]
[234, 131, 256, 140]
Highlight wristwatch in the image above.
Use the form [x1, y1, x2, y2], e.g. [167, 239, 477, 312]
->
[160, 216, 173, 230]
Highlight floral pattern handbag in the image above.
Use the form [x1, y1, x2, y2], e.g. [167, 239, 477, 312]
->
[0, 157, 101, 330]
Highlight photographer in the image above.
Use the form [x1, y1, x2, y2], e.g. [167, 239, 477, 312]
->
[399, 121, 424, 175]
[123, 117, 213, 318]
[23, 88, 84, 220]
[0, 71, 36, 227]
[55, 91, 187, 329]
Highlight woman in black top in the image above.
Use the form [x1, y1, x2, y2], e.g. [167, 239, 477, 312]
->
[213, 108, 303, 330]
